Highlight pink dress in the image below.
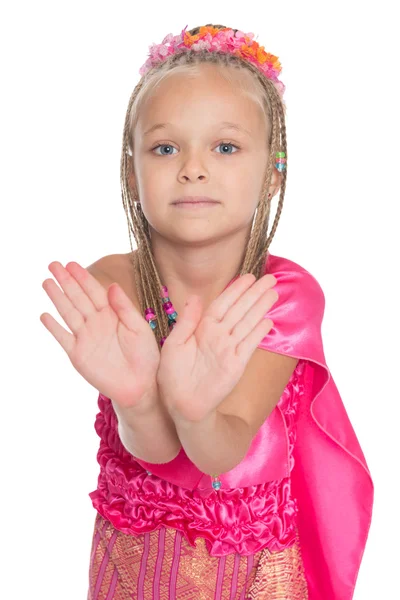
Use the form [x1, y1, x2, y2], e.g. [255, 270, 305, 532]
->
[88, 252, 374, 599]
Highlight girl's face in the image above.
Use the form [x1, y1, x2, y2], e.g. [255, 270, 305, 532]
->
[132, 63, 276, 247]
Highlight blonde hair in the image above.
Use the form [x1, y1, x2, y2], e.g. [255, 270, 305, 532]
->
[120, 24, 287, 346]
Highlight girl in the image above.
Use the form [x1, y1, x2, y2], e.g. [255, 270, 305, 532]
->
[40, 24, 374, 600]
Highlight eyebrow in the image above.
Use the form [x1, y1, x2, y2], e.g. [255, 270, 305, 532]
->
[143, 121, 252, 137]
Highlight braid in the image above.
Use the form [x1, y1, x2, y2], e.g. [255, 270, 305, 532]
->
[120, 24, 288, 345]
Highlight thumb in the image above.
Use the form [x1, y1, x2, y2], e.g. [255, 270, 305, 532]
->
[168, 295, 203, 345]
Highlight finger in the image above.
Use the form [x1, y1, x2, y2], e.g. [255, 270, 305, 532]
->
[206, 274, 257, 322]
[40, 312, 75, 355]
[166, 295, 203, 346]
[107, 283, 146, 332]
[230, 287, 278, 342]
[48, 262, 99, 319]
[236, 318, 274, 362]
[64, 262, 109, 312]
[42, 278, 85, 335]
[221, 274, 277, 332]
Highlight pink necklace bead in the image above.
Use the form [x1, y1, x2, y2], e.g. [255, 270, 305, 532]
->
[144, 285, 178, 346]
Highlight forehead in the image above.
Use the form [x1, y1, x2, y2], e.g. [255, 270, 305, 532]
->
[136, 63, 267, 136]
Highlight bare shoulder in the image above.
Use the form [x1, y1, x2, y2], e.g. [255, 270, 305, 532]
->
[86, 251, 135, 280]
[86, 251, 139, 308]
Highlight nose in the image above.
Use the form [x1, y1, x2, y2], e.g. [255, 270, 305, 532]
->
[177, 152, 209, 183]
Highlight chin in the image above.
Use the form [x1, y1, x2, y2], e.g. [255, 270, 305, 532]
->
[168, 230, 222, 247]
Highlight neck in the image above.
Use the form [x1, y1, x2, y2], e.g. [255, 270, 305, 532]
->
[149, 231, 251, 315]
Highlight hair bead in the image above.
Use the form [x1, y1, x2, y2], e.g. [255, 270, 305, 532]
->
[144, 306, 158, 331]
[211, 474, 222, 490]
[275, 151, 286, 172]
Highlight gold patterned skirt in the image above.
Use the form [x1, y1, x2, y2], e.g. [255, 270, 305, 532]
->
[88, 512, 309, 599]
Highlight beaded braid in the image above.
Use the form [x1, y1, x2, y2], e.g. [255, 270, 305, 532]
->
[120, 24, 288, 349]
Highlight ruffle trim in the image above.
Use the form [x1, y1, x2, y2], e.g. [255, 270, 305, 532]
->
[89, 474, 298, 557]
[89, 361, 306, 556]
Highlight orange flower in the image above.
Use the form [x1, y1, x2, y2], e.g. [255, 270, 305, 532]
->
[271, 57, 282, 71]
[240, 44, 256, 59]
[199, 26, 221, 37]
[257, 47, 268, 64]
[183, 32, 200, 46]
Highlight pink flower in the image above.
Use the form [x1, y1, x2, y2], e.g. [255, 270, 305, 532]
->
[162, 33, 174, 45]
[139, 58, 153, 76]
[235, 30, 246, 39]
[192, 40, 211, 51]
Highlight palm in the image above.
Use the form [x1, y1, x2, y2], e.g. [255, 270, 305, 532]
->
[159, 318, 250, 422]
[70, 303, 159, 406]
[40, 261, 160, 409]
[157, 273, 278, 422]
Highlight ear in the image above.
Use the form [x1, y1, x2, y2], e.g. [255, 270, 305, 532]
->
[268, 168, 283, 199]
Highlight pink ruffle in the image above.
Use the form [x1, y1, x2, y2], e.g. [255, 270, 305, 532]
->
[89, 362, 306, 557]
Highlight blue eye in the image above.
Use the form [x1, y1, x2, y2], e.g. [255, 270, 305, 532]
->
[215, 142, 240, 154]
[152, 144, 177, 156]
[151, 141, 240, 156]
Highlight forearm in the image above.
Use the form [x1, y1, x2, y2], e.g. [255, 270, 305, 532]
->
[172, 409, 253, 475]
[111, 385, 182, 464]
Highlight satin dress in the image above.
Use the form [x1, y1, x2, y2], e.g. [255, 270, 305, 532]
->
[88, 252, 374, 599]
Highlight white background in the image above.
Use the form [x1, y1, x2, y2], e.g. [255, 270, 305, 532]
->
[2, 1, 398, 598]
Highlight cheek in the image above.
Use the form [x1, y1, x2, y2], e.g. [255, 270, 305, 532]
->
[230, 165, 263, 200]
[143, 160, 169, 185]
[137, 164, 163, 198]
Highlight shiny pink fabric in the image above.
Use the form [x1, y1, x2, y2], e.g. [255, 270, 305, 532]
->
[89, 252, 374, 600]
[89, 359, 305, 557]
[258, 253, 374, 600]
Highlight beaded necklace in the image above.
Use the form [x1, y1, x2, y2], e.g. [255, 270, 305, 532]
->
[144, 285, 177, 349]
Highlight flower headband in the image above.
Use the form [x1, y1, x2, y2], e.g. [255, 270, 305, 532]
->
[139, 25, 285, 99]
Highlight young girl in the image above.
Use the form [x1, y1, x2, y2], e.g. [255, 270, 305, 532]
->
[40, 24, 374, 600]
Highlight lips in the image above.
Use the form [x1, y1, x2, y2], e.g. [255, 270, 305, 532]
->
[173, 196, 219, 204]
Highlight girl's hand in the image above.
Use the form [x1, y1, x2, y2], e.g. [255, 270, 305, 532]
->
[156, 273, 279, 423]
[40, 261, 160, 411]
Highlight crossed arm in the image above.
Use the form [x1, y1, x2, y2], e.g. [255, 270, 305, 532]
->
[89, 262, 298, 476]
